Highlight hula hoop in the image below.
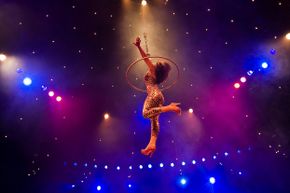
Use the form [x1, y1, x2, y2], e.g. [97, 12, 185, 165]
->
[126, 56, 180, 93]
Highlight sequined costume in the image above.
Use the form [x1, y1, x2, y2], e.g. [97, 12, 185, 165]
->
[142, 71, 164, 137]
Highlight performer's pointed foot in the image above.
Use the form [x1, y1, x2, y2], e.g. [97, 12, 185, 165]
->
[141, 145, 156, 157]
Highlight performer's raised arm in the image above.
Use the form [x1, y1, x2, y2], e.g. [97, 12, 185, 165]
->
[133, 37, 155, 76]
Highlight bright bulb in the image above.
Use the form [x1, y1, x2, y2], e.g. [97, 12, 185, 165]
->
[48, 91, 55, 97]
[286, 33, 290, 40]
[209, 177, 216, 184]
[234, 83, 240, 89]
[261, 62, 268, 69]
[0, 54, 7, 61]
[104, 113, 109, 120]
[188, 108, 193, 113]
[240, 77, 247, 83]
[141, 0, 147, 6]
[56, 96, 62, 102]
[23, 77, 32, 86]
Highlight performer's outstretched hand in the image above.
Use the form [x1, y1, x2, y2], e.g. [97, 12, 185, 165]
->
[133, 37, 141, 47]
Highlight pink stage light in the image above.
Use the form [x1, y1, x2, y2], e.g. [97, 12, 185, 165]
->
[48, 91, 55, 97]
[240, 77, 247, 83]
[234, 83, 240, 89]
[56, 96, 62, 102]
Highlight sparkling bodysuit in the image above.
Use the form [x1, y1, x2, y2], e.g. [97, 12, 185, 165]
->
[142, 71, 164, 136]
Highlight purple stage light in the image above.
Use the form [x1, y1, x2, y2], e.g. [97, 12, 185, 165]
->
[48, 91, 54, 97]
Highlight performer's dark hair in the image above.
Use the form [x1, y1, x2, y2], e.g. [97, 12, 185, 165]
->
[155, 61, 171, 84]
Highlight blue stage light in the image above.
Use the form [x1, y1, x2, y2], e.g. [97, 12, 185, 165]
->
[97, 185, 101, 191]
[247, 70, 254, 76]
[23, 77, 32, 86]
[261, 62, 268, 69]
[180, 178, 187, 185]
[224, 152, 229, 156]
[192, 160, 196, 164]
[148, 164, 152, 169]
[170, 163, 175, 167]
[159, 163, 164, 168]
[181, 161, 186, 166]
[116, 166, 120, 170]
[128, 184, 132, 188]
[209, 177, 216, 184]
[139, 165, 143, 169]
[71, 184, 75, 188]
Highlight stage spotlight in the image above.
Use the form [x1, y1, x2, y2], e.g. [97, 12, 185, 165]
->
[180, 178, 187, 185]
[261, 62, 268, 69]
[240, 76, 247, 83]
[128, 184, 132, 188]
[148, 164, 152, 169]
[71, 184, 75, 188]
[48, 91, 55, 97]
[104, 165, 108, 169]
[56, 96, 62, 102]
[286, 33, 290, 40]
[159, 163, 164, 168]
[209, 177, 216, 184]
[104, 113, 110, 120]
[181, 161, 186, 166]
[202, 158, 206, 162]
[97, 185, 102, 191]
[141, 0, 147, 6]
[170, 163, 175, 167]
[192, 160, 196, 164]
[234, 83, 240, 89]
[139, 165, 143, 169]
[224, 152, 229, 156]
[188, 108, 193, 113]
[116, 166, 120, 170]
[23, 77, 32, 86]
[0, 54, 7, 62]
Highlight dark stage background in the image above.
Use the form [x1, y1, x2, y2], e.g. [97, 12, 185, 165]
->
[0, 0, 290, 193]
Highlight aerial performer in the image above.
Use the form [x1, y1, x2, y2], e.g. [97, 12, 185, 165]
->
[132, 37, 181, 157]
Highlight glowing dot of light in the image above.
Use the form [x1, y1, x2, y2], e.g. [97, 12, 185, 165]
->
[141, 0, 147, 6]
[188, 108, 193, 113]
[181, 161, 186, 166]
[170, 163, 175, 167]
[234, 83, 240, 89]
[139, 165, 143, 169]
[224, 152, 229, 156]
[116, 166, 120, 170]
[129, 166, 132, 170]
[94, 164, 98, 168]
[209, 177, 216, 184]
[213, 155, 217, 159]
[104, 165, 108, 169]
[56, 96, 62, 102]
[128, 184, 132, 188]
[71, 184, 75, 188]
[159, 163, 164, 168]
[192, 160, 196, 164]
[180, 178, 187, 185]
[148, 164, 152, 169]
[286, 33, 290, 40]
[261, 62, 268, 69]
[240, 77, 247, 83]
[48, 91, 55, 97]
[97, 185, 101, 191]
[247, 70, 254, 76]
[238, 171, 242, 175]
[104, 113, 110, 120]
[202, 158, 206, 162]
[0, 54, 7, 61]
[23, 77, 32, 86]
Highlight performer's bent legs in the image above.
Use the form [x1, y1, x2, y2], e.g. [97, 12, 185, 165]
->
[142, 103, 181, 119]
